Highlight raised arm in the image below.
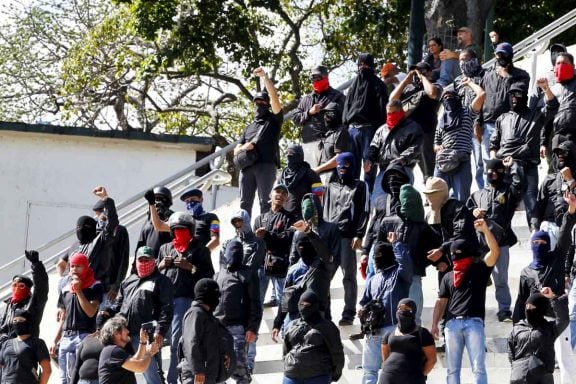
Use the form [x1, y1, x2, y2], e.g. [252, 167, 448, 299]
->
[254, 67, 281, 114]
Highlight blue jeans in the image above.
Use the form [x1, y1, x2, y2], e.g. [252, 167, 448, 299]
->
[283, 374, 332, 384]
[569, 278, 576, 349]
[493, 245, 511, 313]
[438, 58, 461, 87]
[168, 297, 193, 384]
[131, 335, 164, 384]
[227, 325, 251, 384]
[340, 238, 358, 320]
[409, 275, 423, 325]
[472, 136, 484, 190]
[58, 332, 89, 384]
[258, 266, 285, 306]
[445, 317, 487, 384]
[78, 380, 99, 384]
[481, 123, 496, 186]
[366, 242, 376, 280]
[434, 159, 472, 202]
[362, 325, 396, 384]
[348, 124, 377, 191]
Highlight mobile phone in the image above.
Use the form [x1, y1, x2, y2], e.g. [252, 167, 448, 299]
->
[141, 320, 158, 343]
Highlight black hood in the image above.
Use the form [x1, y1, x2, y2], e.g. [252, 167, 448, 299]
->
[552, 137, 576, 173]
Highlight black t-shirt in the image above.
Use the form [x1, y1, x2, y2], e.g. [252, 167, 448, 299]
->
[241, 111, 283, 165]
[75, 335, 103, 381]
[0, 337, 50, 384]
[194, 212, 220, 247]
[58, 278, 104, 332]
[401, 84, 441, 132]
[98, 345, 136, 384]
[439, 261, 493, 320]
[379, 327, 435, 383]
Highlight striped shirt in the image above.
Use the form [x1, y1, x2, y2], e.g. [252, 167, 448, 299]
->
[434, 105, 478, 155]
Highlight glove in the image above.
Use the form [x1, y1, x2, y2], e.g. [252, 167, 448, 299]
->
[25, 250, 39, 263]
[359, 256, 368, 280]
[144, 190, 155, 205]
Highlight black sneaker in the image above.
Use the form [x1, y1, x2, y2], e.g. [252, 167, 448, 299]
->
[349, 332, 365, 340]
[338, 318, 354, 326]
[263, 299, 278, 308]
[497, 310, 513, 322]
[435, 343, 446, 352]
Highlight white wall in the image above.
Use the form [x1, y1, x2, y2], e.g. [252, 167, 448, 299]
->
[0, 129, 210, 281]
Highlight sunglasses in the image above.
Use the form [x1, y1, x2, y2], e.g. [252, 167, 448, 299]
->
[310, 75, 323, 82]
[510, 91, 525, 98]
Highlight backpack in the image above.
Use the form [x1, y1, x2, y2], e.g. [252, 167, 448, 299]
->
[215, 320, 237, 383]
[359, 278, 388, 335]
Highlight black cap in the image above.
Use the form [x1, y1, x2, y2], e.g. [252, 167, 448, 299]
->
[253, 91, 270, 103]
[311, 65, 328, 76]
[180, 187, 203, 201]
[409, 62, 432, 72]
[508, 82, 528, 94]
[485, 158, 505, 170]
[13, 275, 33, 288]
[92, 200, 106, 211]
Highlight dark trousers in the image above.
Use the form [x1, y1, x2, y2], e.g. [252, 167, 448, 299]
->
[418, 129, 436, 182]
[239, 162, 277, 218]
[348, 123, 377, 192]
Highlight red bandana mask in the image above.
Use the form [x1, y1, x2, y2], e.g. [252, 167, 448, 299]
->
[312, 77, 330, 94]
[172, 228, 192, 253]
[69, 253, 96, 292]
[555, 63, 574, 83]
[452, 257, 474, 288]
[136, 259, 156, 279]
[386, 110, 405, 130]
[11, 282, 31, 304]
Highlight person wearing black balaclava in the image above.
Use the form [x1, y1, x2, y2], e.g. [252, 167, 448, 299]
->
[180, 278, 223, 384]
[140, 186, 175, 260]
[513, 194, 576, 323]
[312, 101, 352, 186]
[467, 158, 523, 322]
[277, 144, 323, 217]
[293, 65, 345, 167]
[323, 152, 369, 325]
[379, 298, 437, 384]
[490, 81, 559, 228]
[0, 308, 52, 384]
[508, 289, 569, 384]
[358, 234, 413, 384]
[343, 53, 389, 191]
[214, 239, 262, 384]
[271, 233, 332, 344]
[479, 42, 530, 187]
[57, 186, 118, 293]
[235, 67, 283, 218]
[282, 290, 344, 384]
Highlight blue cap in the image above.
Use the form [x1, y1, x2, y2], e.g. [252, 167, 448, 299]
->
[495, 42, 513, 58]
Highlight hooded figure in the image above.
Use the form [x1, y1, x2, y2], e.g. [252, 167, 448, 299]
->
[485, 158, 506, 186]
[298, 289, 323, 324]
[69, 253, 97, 292]
[230, 209, 254, 240]
[423, 177, 450, 225]
[373, 241, 397, 271]
[12, 308, 33, 336]
[524, 293, 550, 328]
[396, 298, 418, 334]
[530, 231, 551, 270]
[76, 216, 97, 244]
[225, 239, 245, 272]
[194, 278, 221, 312]
[296, 236, 318, 267]
[399, 184, 425, 222]
[336, 152, 356, 184]
[440, 89, 463, 133]
[221, 209, 266, 271]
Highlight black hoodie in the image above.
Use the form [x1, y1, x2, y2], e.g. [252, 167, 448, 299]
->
[342, 68, 388, 127]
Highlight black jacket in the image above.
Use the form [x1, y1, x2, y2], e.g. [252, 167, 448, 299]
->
[180, 302, 220, 380]
[213, 267, 262, 333]
[0, 260, 48, 338]
[490, 99, 559, 163]
[508, 295, 569, 375]
[292, 87, 346, 143]
[110, 270, 174, 337]
[368, 118, 423, 171]
[253, 208, 296, 260]
[343, 69, 388, 128]
[551, 76, 576, 140]
[108, 224, 130, 294]
[466, 163, 524, 247]
[158, 240, 214, 299]
[513, 211, 576, 323]
[323, 179, 369, 238]
[480, 65, 530, 123]
[283, 317, 344, 381]
[290, 194, 341, 265]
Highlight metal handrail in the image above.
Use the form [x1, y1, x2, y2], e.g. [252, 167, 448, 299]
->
[483, 7, 576, 68]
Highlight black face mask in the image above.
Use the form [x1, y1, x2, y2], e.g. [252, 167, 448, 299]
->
[373, 242, 397, 271]
[76, 216, 97, 244]
[487, 169, 504, 186]
[396, 310, 417, 333]
[14, 321, 31, 336]
[525, 308, 545, 327]
[298, 290, 322, 324]
[155, 201, 170, 220]
[255, 105, 269, 119]
[497, 57, 512, 68]
[443, 97, 462, 113]
[298, 238, 317, 266]
[510, 94, 527, 113]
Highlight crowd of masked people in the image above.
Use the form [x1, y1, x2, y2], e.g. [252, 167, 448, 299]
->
[2, 27, 576, 384]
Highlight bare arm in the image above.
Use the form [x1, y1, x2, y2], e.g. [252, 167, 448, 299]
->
[56, 259, 68, 276]
[418, 71, 439, 99]
[38, 359, 51, 384]
[422, 345, 437, 375]
[313, 156, 338, 174]
[431, 298, 448, 340]
[475, 219, 500, 267]
[254, 67, 281, 114]
[206, 235, 220, 252]
[150, 205, 170, 232]
[381, 343, 390, 361]
[389, 70, 415, 101]
[463, 78, 486, 114]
